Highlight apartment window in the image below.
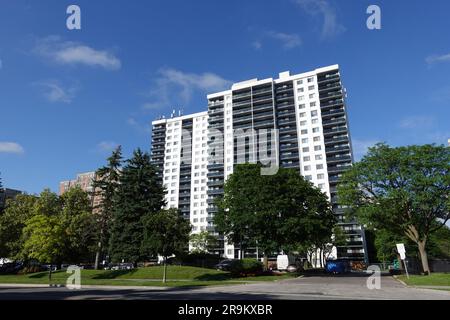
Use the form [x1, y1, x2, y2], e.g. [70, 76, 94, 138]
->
[310, 102, 316, 107]
[312, 118, 319, 124]
[311, 110, 318, 117]
[316, 164, 324, 170]
[305, 175, 313, 181]
[170, 190, 175, 194]
[308, 77, 314, 83]
[301, 138, 309, 143]
[318, 183, 325, 189]
[298, 88, 304, 93]
[302, 147, 309, 152]
[170, 182, 176, 187]
[308, 85, 315, 91]
[170, 197, 175, 201]
[299, 112, 306, 118]
[317, 173, 325, 180]
[304, 165, 311, 171]
[298, 96, 304, 101]
[315, 155, 323, 160]
[303, 156, 310, 162]
[313, 127, 320, 133]
[300, 121, 307, 126]
[297, 80, 303, 85]
[301, 129, 308, 135]
[299, 104, 306, 109]
[314, 145, 322, 151]
[309, 93, 315, 99]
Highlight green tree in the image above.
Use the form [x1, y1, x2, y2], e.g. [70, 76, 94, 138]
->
[338, 143, 450, 274]
[189, 231, 219, 254]
[92, 146, 122, 269]
[60, 186, 98, 263]
[142, 208, 191, 283]
[22, 214, 65, 281]
[0, 194, 37, 259]
[108, 149, 166, 265]
[215, 164, 334, 269]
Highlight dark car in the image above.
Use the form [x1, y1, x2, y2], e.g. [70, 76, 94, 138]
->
[325, 260, 351, 274]
[215, 260, 234, 271]
[0, 262, 24, 274]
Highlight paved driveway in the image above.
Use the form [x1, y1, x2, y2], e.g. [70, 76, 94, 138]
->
[0, 274, 449, 300]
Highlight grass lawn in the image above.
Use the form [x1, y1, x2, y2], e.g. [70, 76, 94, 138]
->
[397, 273, 450, 287]
[0, 266, 297, 287]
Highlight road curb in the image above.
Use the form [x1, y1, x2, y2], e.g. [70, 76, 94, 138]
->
[392, 275, 408, 287]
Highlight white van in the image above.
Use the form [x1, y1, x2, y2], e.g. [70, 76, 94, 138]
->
[277, 255, 296, 271]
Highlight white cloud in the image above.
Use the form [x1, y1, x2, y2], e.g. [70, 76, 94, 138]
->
[266, 31, 302, 49]
[96, 141, 119, 153]
[294, 0, 345, 39]
[252, 41, 262, 50]
[0, 142, 25, 154]
[426, 53, 450, 65]
[399, 116, 435, 129]
[34, 80, 77, 104]
[34, 36, 121, 70]
[144, 68, 232, 109]
[351, 139, 379, 161]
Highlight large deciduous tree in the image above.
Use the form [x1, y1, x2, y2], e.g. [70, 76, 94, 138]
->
[214, 164, 335, 269]
[108, 149, 166, 265]
[338, 143, 450, 274]
[0, 194, 37, 259]
[142, 208, 191, 283]
[92, 146, 122, 269]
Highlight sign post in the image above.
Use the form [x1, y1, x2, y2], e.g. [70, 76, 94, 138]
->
[396, 243, 409, 279]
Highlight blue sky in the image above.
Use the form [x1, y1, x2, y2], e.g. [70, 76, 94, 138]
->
[0, 0, 449, 194]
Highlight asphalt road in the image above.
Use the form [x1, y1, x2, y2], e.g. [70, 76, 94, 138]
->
[0, 274, 449, 300]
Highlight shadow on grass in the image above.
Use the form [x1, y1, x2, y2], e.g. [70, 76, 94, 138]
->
[28, 271, 64, 279]
[194, 273, 233, 281]
[91, 269, 138, 279]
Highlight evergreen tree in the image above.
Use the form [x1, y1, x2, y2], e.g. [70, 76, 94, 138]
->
[108, 148, 166, 265]
[92, 146, 123, 269]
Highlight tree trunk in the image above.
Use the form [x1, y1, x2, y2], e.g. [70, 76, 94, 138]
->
[417, 240, 430, 275]
[94, 222, 105, 270]
[163, 257, 167, 283]
[263, 255, 268, 271]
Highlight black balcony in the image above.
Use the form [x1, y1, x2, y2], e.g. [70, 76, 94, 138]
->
[322, 117, 347, 127]
[327, 155, 352, 164]
[207, 179, 224, 187]
[207, 188, 224, 196]
[321, 108, 345, 118]
[207, 171, 224, 178]
[325, 145, 350, 154]
[323, 126, 348, 135]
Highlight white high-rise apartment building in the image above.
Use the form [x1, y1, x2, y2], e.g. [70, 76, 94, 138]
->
[151, 65, 368, 263]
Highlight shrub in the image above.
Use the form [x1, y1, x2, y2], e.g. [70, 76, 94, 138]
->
[169, 253, 221, 268]
[230, 259, 263, 276]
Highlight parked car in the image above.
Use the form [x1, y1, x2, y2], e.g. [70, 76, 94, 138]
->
[108, 262, 134, 270]
[0, 262, 24, 274]
[325, 260, 351, 274]
[215, 259, 234, 271]
[286, 264, 298, 273]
